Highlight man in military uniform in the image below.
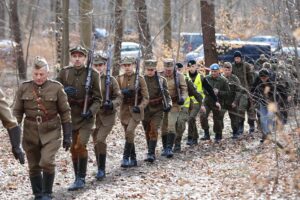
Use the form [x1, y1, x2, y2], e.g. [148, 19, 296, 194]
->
[143, 59, 171, 162]
[161, 59, 188, 158]
[13, 57, 72, 199]
[92, 53, 121, 180]
[255, 54, 268, 71]
[200, 63, 230, 142]
[232, 51, 256, 135]
[117, 56, 149, 168]
[56, 45, 102, 191]
[0, 88, 24, 164]
[222, 62, 242, 139]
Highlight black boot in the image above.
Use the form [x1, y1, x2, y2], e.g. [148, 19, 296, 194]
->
[215, 133, 222, 143]
[161, 135, 168, 156]
[96, 154, 106, 181]
[186, 137, 193, 146]
[248, 120, 255, 134]
[68, 158, 87, 191]
[238, 120, 245, 135]
[129, 143, 137, 167]
[166, 133, 175, 158]
[145, 140, 157, 163]
[200, 129, 210, 140]
[121, 142, 132, 168]
[232, 128, 239, 139]
[30, 174, 43, 200]
[173, 143, 181, 153]
[42, 172, 55, 200]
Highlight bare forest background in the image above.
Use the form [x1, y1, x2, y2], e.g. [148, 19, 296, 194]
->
[0, 0, 299, 81]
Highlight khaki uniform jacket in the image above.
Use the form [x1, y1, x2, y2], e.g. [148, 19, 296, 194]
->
[96, 73, 122, 126]
[0, 89, 18, 129]
[56, 65, 102, 130]
[232, 61, 253, 91]
[144, 75, 172, 116]
[13, 80, 71, 147]
[117, 73, 149, 124]
[163, 72, 188, 112]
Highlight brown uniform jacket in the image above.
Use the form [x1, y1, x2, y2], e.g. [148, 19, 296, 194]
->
[56, 65, 102, 130]
[96, 73, 122, 126]
[13, 80, 71, 146]
[162, 72, 188, 111]
[117, 73, 149, 124]
[144, 75, 172, 114]
[0, 89, 18, 129]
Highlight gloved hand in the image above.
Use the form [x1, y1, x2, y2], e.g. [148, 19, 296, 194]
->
[64, 86, 77, 97]
[8, 126, 25, 165]
[121, 88, 133, 97]
[81, 110, 93, 119]
[177, 97, 185, 105]
[62, 123, 72, 151]
[163, 105, 171, 112]
[132, 106, 140, 113]
[103, 100, 113, 110]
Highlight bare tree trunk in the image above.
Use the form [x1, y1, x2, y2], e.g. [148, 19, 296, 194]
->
[55, 0, 63, 67]
[134, 0, 153, 59]
[0, 1, 5, 39]
[79, 0, 93, 49]
[25, 0, 35, 29]
[163, 0, 172, 49]
[200, 0, 218, 67]
[112, 0, 123, 77]
[9, 0, 26, 80]
[61, 0, 69, 67]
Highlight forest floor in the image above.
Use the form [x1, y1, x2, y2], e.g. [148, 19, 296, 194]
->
[0, 87, 299, 200]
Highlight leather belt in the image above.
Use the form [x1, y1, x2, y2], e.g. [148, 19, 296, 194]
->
[26, 114, 58, 124]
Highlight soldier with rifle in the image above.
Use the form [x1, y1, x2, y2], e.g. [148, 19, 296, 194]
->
[92, 52, 121, 180]
[117, 56, 149, 168]
[14, 57, 71, 199]
[142, 59, 172, 163]
[161, 59, 188, 158]
[56, 44, 102, 191]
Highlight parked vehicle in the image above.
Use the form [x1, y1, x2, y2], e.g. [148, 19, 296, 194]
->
[109, 42, 142, 59]
[185, 40, 271, 63]
[95, 28, 109, 39]
[180, 32, 231, 53]
[248, 35, 281, 52]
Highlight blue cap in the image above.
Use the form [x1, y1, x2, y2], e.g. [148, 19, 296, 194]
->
[210, 63, 220, 70]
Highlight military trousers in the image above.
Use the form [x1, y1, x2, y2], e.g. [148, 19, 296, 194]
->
[121, 118, 140, 143]
[161, 109, 180, 136]
[227, 106, 240, 132]
[175, 107, 189, 143]
[238, 93, 256, 122]
[187, 104, 201, 140]
[92, 121, 114, 155]
[200, 104, 226, 134]
[142, 109, 163, 141]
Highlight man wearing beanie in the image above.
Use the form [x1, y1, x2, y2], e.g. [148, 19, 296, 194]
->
[232, 51, 256, 136]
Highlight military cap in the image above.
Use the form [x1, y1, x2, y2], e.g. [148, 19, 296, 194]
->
[70, 45, 88, 56]
[187, 60, 196, 66]
[120, 56, 136, 65]
[210, 63, 220, 70]
[223, 62, 232, 68]
[262, 62, 271, 69]
[163, 58, 174, 68]
[94, 53, 107, 64]
[233, 51, 242, 58]
[144, 59, 157, 69]
[176, 62, 184, 69]
[259, 68, 269, 77]
[260, 54, 266, 59]
[33, 56, 48, 70]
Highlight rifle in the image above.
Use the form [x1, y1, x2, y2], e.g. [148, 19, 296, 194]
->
[134, 45, 141, 107]
[82, 34, 96, 115]
[173, 58, 181, 101]
[105, 45, 112, 103]
[155, 71, 168, 110]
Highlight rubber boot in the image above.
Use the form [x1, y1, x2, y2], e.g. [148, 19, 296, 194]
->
[186, 136, 193, 146]
[96, 154, 106, 181]
[145, 140, 157, 163]
[200, 129, 210, 140]
[161, 135, 168, 156]
[166, 133, 175, 158]
[30, 174, 43, 200]
[129, 143, 137, 167]
[42, 172, 55, 200]
[121, 142, 132, 168]
[68, 158, 87, 191]
[248, 119, 255, 134]
[232, 128, 239, 139]
[215, 133, 222, 143]
[238, 120, 245, 135]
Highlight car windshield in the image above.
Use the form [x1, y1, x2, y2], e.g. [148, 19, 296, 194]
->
[121, 45, 139, 52]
